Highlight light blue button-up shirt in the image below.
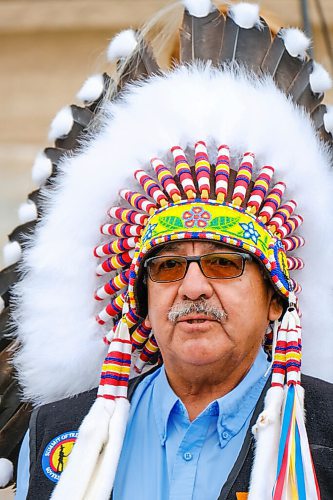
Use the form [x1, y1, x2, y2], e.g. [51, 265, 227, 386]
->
[16, 348, 270, 500]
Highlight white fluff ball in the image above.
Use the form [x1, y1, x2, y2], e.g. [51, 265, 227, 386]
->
[76, 74, 104, 103]
[0, 458, 13, 487]
[309, 62, 332, 94]
[18, 200, 38, 224]
[48, 106, 73, 141]
[182, 0, 214, 18]
[106, 30, 137, 62]
[280, 28, 310, 59]
[32, 152, 52, 186]
[229, 3, 260, 29]
[3, 241, 22, 267]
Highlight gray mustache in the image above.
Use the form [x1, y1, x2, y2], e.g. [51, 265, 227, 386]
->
[168, 300, 227, 323]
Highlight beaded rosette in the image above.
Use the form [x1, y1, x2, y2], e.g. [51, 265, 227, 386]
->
[94, 141, 304, 375]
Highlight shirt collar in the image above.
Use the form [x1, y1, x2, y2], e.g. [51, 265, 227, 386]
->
[152, 348, 270, 447]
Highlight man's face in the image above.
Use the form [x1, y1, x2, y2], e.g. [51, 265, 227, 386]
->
[145, 241, 282, 377]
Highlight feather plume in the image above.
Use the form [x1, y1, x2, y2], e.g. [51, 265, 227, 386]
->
[118, 39, 160, 90]
[288, 60, 324, 113]
[262, 31, 305, 93]
[180, 8, 225, 64]
[220, 15, 271, 71]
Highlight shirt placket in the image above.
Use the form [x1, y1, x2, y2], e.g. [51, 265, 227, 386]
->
[168, 413, 212, 500]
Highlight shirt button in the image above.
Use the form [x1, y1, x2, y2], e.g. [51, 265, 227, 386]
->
[183, 451, 193, 461]
[222, 431, 229, 440]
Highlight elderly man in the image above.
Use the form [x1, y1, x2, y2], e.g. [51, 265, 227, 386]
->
[10, 1, 333, 499]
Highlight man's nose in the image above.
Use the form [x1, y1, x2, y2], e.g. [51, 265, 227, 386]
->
[177, 261, 214, 301]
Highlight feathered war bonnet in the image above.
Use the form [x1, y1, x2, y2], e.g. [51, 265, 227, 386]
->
[6, 0, 333, 498]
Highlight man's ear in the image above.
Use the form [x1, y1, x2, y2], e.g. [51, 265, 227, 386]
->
[145, 314, 152, 329]
[268, 292, 284, 322]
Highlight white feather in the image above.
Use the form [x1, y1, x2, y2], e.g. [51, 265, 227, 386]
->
[31, 151, 53, 186]
[76, 74, 104, 103]
[48, 106, 73, 141]
[249, 386, 284, 498]
[0, 296, 4, 314]
[309, 62, 332, 94]
[323, 106, 333, 134]
[280, 28, 311, 59]
[3, 241, 22, 267]
[18, 200, 38, 224]
[106, 30, 137, 62]
[12, 65, 333, 407]
[229, 3, 261, 29]
[0, 458, 13, 488]
[182, 0, 214, 18]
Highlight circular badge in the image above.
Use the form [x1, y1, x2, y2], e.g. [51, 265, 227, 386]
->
[42, 431, 78, 483]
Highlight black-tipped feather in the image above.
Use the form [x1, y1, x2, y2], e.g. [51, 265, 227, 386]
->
[180, 9, 225, 65]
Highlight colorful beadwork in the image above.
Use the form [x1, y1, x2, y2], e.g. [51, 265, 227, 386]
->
[94, 142, 305, 374]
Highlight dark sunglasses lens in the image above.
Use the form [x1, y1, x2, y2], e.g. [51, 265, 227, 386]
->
[148, 256, 186, 281]
[201, 253, 244, 278]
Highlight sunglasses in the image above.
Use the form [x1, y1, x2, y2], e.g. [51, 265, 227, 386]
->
[144, 252, 252, 282]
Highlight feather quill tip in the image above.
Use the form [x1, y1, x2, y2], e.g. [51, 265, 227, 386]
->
[32, 151, 52, 186]
[107, 30, 137, 62]
[3, 241, 22, 267]
[229, 2, 261, 29]
[280, 28, 310, 59]
[76, 74, 104, 103]
[323, 106, 333, 135]
[182, 0, 214, 18]
[310, 62, 332, 94]
[0, 458, 14, 487]
[48, 106, 73, 141]
[18, 200, 38, 224]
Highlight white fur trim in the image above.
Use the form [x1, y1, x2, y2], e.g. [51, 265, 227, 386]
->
[106, 30, 137, 62]
[280, 28, 310, 59]
[229, 3, 261, 29]
[182, 0, 214, 18]
[12, 65, 333, 406]
[249, 385, 284, 498]
[48, 106, 73, 141]
[323, 106, 333, 134]
[84, 399, 130, 499]
[18, 200, 38, 224]
[0, 458, 13, 488]
[31, 151, 53, 186]
[0, 296, 4, 314]
[309, 62, 332, 94]
[76, 74, 104, 103]
[3, 241, 22, 267]
[51, 398, 115, 500]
